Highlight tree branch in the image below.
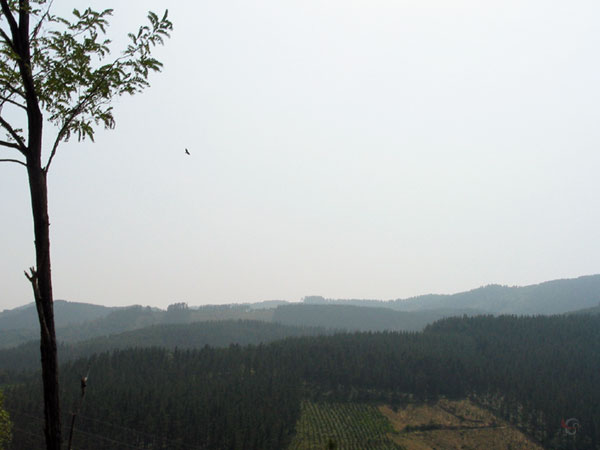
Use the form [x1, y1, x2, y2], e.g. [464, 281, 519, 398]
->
[0, 26, 14, 51]
[44, 104, 83, 172]
[42, 8, 172, 173]
[0, 157, 26, 166]
[25, 266, 51, 339]
[0, 114, 26, 153]
[0, 0, 20, 49]
[30, 0, 54, 41]
[0, 93, 26, 110]
[44, 70, 114, 172]
[0, 138, 23, 150]
[0, 75, 26, 99]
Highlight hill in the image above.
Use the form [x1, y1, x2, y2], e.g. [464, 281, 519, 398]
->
[0, 300, 117, 331]
[3, 274, 600, 349]
[307, 274, 600, 314]
[0, 303, 274, 349]
[390, 274, 600, 314]
[272, 304, 480, 332]
[0, 320, 328, 371]
[566, 302, 600, 315]
[4, 313, 599, 449]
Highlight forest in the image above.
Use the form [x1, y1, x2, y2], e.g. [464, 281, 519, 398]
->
[3, 275, 600, 351]
[1, 313, 599, 449]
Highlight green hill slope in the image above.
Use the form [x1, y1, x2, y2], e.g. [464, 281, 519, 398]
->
[0, 319, 327, 370]
[272, 304, 478, 332]
[390, 274, 600, 314]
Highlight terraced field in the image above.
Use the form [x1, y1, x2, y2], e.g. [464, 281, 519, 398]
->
[288, 401, 401, 450]
[289, 398, 544, 450]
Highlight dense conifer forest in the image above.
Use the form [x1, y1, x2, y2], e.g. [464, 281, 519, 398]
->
[3, 275, 600, 349]
[1, 313, 599, 449]
[0, 320, 329, 371]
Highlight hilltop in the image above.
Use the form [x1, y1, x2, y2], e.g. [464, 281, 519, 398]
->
[2, 274, 600, 349]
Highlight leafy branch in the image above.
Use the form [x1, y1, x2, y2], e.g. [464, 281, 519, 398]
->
[0, 2, 172, 169]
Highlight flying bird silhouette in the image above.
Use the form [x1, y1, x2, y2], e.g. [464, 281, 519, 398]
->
[185, 148, 190, 155]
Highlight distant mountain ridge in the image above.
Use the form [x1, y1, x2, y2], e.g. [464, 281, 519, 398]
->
[0, 300, 117, 331]
[2, 274, 600, 349]
[0, 303, 273, 348]
[396, 274, 600, 314]
[307, 274, 600, 315]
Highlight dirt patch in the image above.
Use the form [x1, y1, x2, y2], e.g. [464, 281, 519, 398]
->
[379, 398, 543, 450]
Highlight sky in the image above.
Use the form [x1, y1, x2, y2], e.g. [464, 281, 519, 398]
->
[2, 0, 600, 310]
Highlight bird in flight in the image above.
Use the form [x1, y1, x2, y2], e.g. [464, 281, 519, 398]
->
[185, 148, 190, 155]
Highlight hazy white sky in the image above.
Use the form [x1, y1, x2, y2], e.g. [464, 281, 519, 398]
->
[2, 0, 600, 309]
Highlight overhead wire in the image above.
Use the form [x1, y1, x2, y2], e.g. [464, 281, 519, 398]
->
[65, 427, 149, 450]
[11, 418, 146, 450]
[9, 409, 206, 450]
[75, 413, 206, 450]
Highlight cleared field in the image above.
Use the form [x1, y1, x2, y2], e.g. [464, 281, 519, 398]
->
[288, 400, 402, 450]
[289, 398, 544, 450]
[380, 398, 544, 450]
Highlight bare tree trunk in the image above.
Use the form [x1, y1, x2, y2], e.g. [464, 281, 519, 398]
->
[25, 160, 62, 450]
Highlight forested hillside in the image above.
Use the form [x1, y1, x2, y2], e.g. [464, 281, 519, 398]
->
[3, 314, 599, 449]
[272, 303, 478, 331]
[305, 274, 600, 314]
[0, 303, 274, 349]
[0, 301, 117, 331]
[3, 275, 600, 350]
[390, 274, 600, 314]
[0, 320, 328, 371]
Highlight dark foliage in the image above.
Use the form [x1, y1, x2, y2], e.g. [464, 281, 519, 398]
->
[3, 314, 600, 449]
[0, 320, 328, 371]
[272, 303, 465, 332]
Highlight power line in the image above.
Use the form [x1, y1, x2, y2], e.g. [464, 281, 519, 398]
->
[75, 413, 206, 450]
[9, 409, 206, 450]
[12, 418, 146, 450]
[67, 427, 148, 450]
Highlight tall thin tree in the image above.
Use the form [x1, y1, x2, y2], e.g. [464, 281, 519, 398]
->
[0, 2, 171, 448]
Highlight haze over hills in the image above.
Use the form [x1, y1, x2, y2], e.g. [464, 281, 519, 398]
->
[0, 300, 118, 331]
[0, 320, 330, 371]
[2, 274, 599, 349]
[307, 274, 600, 315]
[272, 304, 480, 332]
[0, 303, 273, 348]
[393, 274, 600, 314]
[566, 302, 600, 315]
[3, 275, 600, 449]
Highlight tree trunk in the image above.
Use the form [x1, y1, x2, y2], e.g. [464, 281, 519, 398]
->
[26, 161, 62, 450]
[0, 1, 62, 447]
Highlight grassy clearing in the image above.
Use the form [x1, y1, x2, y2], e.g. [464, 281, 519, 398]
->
[380, 398, 544, 450]
[289, 398, 544, 449]
[288, 400, 402, 450]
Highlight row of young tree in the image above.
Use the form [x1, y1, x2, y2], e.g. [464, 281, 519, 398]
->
[3, 313, 600, 449]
